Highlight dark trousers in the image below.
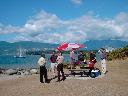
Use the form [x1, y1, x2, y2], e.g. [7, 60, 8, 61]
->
[88, 67, 94, 76]
[40, 66, 48, 83]
[57, 64, 65, 81]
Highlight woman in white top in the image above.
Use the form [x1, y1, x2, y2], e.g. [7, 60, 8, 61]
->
[56, 52, 66, 82]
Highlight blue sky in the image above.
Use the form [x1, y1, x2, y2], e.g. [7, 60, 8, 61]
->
[0, 0, 128, 44]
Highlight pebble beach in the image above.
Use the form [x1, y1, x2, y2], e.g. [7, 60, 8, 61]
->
[0, 59, 128, 96]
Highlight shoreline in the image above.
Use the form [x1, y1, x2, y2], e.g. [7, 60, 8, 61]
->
[0, 59, 126, 80]
[0, 59, 128, 96]
[0, 58, 128, 82]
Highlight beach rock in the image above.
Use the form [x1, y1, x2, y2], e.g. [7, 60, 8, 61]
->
[0, 70, 3, 74]
[30, 69, 37, 74]
[17, 71, 22, 75]
[22, 69, 26, 73]
[19, 71, 25, 76]
[24, 71, 31, 76]
[5, 69, 17, 75]
[16, 68, 23, 71]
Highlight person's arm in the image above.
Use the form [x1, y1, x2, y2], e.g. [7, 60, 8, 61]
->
[50, 56, 52, 61]
[56, 56, 59, 63]
[78, 55, 80, 60]
[94, 54, 96, 60]
[63, 56, 64, 63]
[55, 55, 58, 62]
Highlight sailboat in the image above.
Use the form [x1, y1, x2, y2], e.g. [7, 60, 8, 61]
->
[14, 46, 25, 58]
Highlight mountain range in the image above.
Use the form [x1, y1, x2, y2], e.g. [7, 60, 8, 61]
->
[0, 40, 127, 55]
[83, 39, 128, 50]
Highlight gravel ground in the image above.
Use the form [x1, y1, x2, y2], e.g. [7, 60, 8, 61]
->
[0, 59, 128, 96]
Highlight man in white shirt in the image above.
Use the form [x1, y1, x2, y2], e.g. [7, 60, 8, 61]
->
[38, 53, 49, 83]
[100, 48, 107, 74]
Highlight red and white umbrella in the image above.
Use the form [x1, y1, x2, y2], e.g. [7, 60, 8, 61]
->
[56, 42, 86, 51]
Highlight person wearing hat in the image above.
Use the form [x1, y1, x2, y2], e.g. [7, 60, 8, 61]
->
[100, 48, 107, 74]
[38, 53, 49, 83]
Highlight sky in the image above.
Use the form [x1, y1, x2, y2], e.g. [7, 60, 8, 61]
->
[0, 0, 128, 44]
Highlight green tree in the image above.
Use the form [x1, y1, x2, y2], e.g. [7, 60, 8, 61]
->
[107, 46, 128, 61]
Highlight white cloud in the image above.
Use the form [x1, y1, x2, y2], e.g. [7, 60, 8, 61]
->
[0, 10, 128, 43]
[70, 0, 83, 5]
[0, 23, 4, 27]
[87, 10, 94, 16]
[13, 36, 30, 42]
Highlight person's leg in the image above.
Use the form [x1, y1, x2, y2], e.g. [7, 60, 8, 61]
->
[101, 60, 103, 73]
[54, 63, 58, 76]
[71, 59, 75, 69]
[104, 60, 106, 73]
[40, 74, 44, 83]
[101, 59, 106, 74]
[40, 66, 44, 83]
[88, 66, 94, 76]
[102, 59, 106, 73]
[43, 66, 48, 82]
[60, 64, 66, 80]
[51, 63, 56, 77]
[56, 64, 61, 81]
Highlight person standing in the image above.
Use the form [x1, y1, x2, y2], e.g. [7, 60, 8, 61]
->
[56, 52, 66, 82]
[88, 51, 97, 76]
[70, 49, 76, 69]
[78, 51, 84, 64]
[38, 53, 49, 83]
[89, 51, 97, 67]
[100, 48, 107, 74]
[50, 51, 58, 79]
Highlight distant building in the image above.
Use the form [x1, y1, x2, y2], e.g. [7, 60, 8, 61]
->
[104, 46, 117, 52]
[98, 46, 117, 53]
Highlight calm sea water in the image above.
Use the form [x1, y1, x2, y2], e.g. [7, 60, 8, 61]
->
[0, 54, 101, 69]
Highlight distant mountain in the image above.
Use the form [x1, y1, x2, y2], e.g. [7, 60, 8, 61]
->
[83, 40, 128, 50]
[0, 41, 60, 55]
[0, 40, 127, 55]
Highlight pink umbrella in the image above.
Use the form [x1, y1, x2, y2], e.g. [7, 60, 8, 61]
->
[56, 42, 86, 51]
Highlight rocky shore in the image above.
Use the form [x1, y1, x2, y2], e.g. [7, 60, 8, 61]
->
[0, 67, 53, 75]
[0, 68, 52, 81]
[0, 59, 128, 96]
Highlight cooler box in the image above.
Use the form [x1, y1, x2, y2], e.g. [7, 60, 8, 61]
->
[91, 69, 99, 77]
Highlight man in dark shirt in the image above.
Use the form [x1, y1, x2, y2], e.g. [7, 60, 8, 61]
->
[50, 51, 58, 78]
[78, 51, 84, 64]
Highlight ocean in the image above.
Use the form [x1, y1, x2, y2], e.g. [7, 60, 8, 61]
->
[0, 54, 102, 69]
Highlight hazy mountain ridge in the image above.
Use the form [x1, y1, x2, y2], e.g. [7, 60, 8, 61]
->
[0, 40, 127, 55]
[0, 41, 60, 55]
[83, 40, 128, 50]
